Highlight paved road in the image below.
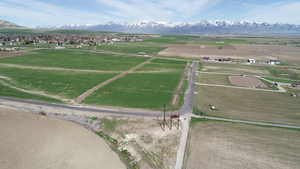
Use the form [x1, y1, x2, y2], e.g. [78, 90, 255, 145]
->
[193, 115, 300, 129]
[174, 61, 198, 169]
[0, 96, 161, 118]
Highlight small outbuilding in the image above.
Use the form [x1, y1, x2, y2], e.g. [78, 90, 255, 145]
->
[248, 59, 256, 64]
[268, 59, 281, 65]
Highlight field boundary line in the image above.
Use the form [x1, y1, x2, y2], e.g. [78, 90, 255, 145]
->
[195, 82, 284, 93]
[74, 57, 155, 103]
[193, 115, 300, 129]
[197, 71, 245, 76]
[171, 63, 189, 106]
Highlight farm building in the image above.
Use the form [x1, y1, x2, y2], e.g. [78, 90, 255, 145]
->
[268, 59, 281, 65]
[248, 58, 256, 64]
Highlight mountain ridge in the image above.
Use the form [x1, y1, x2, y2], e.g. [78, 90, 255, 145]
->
[0, 20, 23, 29]
[42, 21, 300, 35]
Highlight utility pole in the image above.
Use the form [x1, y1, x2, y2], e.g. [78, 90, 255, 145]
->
[163, 104, 166, 130]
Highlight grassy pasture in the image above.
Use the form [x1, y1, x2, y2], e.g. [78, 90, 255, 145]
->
[84, 72, 183, 109]
[0, 49, 147, 71]
[195, 85, 300, 125]
[267, 66, 300, 80]
[0, 83, 61, 103]
[186, 119, 300, 169]
[0, 67, 117, 99]
[97, 42, 165, 55]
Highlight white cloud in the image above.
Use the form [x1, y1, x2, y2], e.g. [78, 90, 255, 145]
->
[96, 0, 220, 21]
[0, 0, 113, 27]
[246, 1, 300, 24]
[0, 0, 220, 27]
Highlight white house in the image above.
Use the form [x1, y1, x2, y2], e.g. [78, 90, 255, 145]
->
[248, 59, 256, 64]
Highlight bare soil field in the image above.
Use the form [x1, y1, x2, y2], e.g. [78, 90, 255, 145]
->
[229, 75, 268, 88]
[0, 107, 125, 169]
[199, 73, 231, 86]
[159, 44, 300, 62]
[185, 119, 300, 169]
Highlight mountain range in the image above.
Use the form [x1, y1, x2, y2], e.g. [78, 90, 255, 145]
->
[2, 20, 300, 35]
[50, 21, 300, 35]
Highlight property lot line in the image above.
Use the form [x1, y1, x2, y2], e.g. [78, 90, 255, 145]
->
[195, 82, 284, 93]
[0, 63, 175, 74]
[74, 57, 155, 103]
[171, 63, 189, 106]
[193, 115, 300, 130]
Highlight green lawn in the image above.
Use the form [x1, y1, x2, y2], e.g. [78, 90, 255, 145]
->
[84, 72, 183, 110]
[0, 67, 117, 99]
[0, 83, 61, 103]
[0, 49, 147, 71]
[264, 76, 298, 83]
[137, 59, 187, 71]
[97, 43, 165, 55]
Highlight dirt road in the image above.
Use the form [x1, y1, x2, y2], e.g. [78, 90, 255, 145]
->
[74, 57, 154, 103]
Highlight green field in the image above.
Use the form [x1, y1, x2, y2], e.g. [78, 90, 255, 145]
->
[97, 43, 165, 55]
[0, 67, 117, 98]
[0, 83, 61, 103]
[137, 59, 187, 71]
[84, 59, 186, 109]
[0, 49, 147, 71]
[84, 72, 183, 109]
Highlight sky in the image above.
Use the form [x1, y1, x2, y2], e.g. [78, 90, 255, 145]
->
[1, 0, 300, 27]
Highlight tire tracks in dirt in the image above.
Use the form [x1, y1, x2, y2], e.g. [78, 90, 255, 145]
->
[0, 77, 69, 102]
[74, 58, 155, 103]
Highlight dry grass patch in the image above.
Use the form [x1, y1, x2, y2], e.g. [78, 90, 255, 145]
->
[195, 86, 300, 125]
[185, 119, 300, 169]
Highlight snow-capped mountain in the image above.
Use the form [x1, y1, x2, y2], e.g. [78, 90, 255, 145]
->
[44, 21, 300, 35]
